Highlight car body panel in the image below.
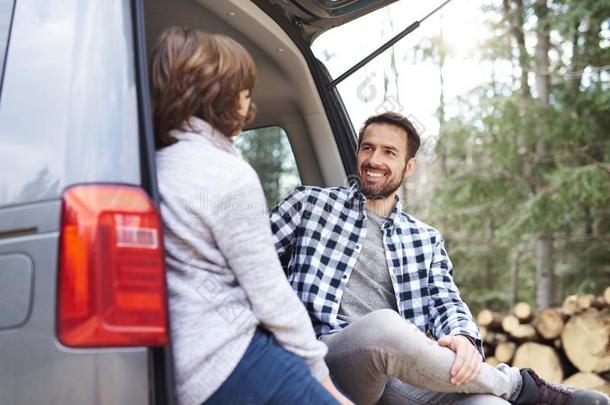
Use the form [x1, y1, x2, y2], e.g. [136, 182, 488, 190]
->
[0, 0, 149, 403]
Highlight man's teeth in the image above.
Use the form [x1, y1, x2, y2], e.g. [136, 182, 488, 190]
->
[366, 171, 385, 178]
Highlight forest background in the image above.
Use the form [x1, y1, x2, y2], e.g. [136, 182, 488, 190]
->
[237, 0, 610, 314]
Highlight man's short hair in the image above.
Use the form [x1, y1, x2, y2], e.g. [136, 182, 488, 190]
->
[357, 112, 421, 160]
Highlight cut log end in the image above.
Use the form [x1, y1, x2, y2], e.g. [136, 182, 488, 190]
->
[562, 295, 580, 316]
[495, 341, 517, 363]
[577, 294, 596, 311]
[561, 309, 610, 373]
[574, 294, 607, 311]
[514, 302, 534, 322]
[485, 356, 500, 367]
[477, 309, 502, 329]
[502, 315, 520, 334]
[510, 324, 538, 342]
[513, 342, 564, 383]
[535, 308, 565, 340]
[563, 372, 610, 395]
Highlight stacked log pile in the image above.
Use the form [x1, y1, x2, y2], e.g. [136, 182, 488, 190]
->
[477, 287, 610, 394]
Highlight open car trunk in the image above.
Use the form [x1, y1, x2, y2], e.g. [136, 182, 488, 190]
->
[255, 0, 398, 42]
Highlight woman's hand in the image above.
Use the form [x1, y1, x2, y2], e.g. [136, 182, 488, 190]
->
[320, 376, 354, 405]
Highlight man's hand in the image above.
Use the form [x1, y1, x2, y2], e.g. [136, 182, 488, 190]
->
[320, 376, 354, 405]
[437, 335, 482, 386]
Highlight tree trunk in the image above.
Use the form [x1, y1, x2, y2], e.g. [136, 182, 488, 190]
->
[534, 0, 551, 105]
[533, 0, 554, 310]
[437, 22, 448, 177]
[484, 218, 494, 293]
[438, 21, 446, 128]
[535, 230, 554, 309]
[502, 0, 531, 98]
[386, 7, 400, 106]
[569, 20, 582, 98]
[509, 248, 520, 309]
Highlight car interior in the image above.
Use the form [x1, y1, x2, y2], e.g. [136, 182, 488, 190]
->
[144, 0, 348, 189]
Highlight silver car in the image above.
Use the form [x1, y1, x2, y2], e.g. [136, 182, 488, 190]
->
[0, 0, 398, 403]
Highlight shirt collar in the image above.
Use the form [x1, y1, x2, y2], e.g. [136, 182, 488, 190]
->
[347, 183, 404, 228]
[172, 116, 239, 157]
[388, 196, 404, 228]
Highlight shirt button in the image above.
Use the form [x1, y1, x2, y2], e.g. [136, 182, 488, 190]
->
[342, 274, 348, 280]
[355, 244, 362, 251]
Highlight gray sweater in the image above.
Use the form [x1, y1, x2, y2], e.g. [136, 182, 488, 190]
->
[156, 117, 329, 405]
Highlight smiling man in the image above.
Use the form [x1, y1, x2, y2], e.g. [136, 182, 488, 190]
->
[270, 112, 608, 405]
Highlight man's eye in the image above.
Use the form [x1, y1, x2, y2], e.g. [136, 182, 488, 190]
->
[387, 150, 396, 156]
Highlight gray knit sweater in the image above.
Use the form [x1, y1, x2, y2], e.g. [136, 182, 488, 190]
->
[156, 117, 329, 405]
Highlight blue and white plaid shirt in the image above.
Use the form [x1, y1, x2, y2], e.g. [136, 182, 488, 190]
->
[270, 185, 482, 354]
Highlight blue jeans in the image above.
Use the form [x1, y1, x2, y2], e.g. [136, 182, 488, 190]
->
[205, 328, 339, 405]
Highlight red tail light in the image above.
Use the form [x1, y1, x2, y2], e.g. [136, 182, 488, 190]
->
[57, 184, 168, 347]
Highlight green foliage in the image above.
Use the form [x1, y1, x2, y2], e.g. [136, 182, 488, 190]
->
[549, 166, 610, 208]
[235, 127, 301, 206]
[416, 0, 610, 312]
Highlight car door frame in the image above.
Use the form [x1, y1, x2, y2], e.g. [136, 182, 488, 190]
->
[131, 0, 177, 404]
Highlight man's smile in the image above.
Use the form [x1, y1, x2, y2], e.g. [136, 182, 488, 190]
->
[362, 167, 388, 182]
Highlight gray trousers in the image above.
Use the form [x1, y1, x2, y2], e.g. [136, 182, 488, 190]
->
[320, 309, 522, 405]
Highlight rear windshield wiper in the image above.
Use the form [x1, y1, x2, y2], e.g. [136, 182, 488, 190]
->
[328, 0, 455, 89]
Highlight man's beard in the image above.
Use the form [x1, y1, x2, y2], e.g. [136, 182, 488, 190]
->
[360, 174, 404, 200]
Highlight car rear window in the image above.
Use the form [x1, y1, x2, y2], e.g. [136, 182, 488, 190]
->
[0, 0, 14, 86]
[0, 0, 140, 208]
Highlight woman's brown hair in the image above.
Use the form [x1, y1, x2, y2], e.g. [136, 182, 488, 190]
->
[150, 27, 257, 148]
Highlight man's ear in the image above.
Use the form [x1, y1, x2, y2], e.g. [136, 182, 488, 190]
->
[404, 158, 417, 177]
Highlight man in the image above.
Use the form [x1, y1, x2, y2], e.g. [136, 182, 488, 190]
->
[270, 112, 608, 404]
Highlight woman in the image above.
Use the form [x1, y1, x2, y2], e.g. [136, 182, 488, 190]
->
[151, 27, 350, 405]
